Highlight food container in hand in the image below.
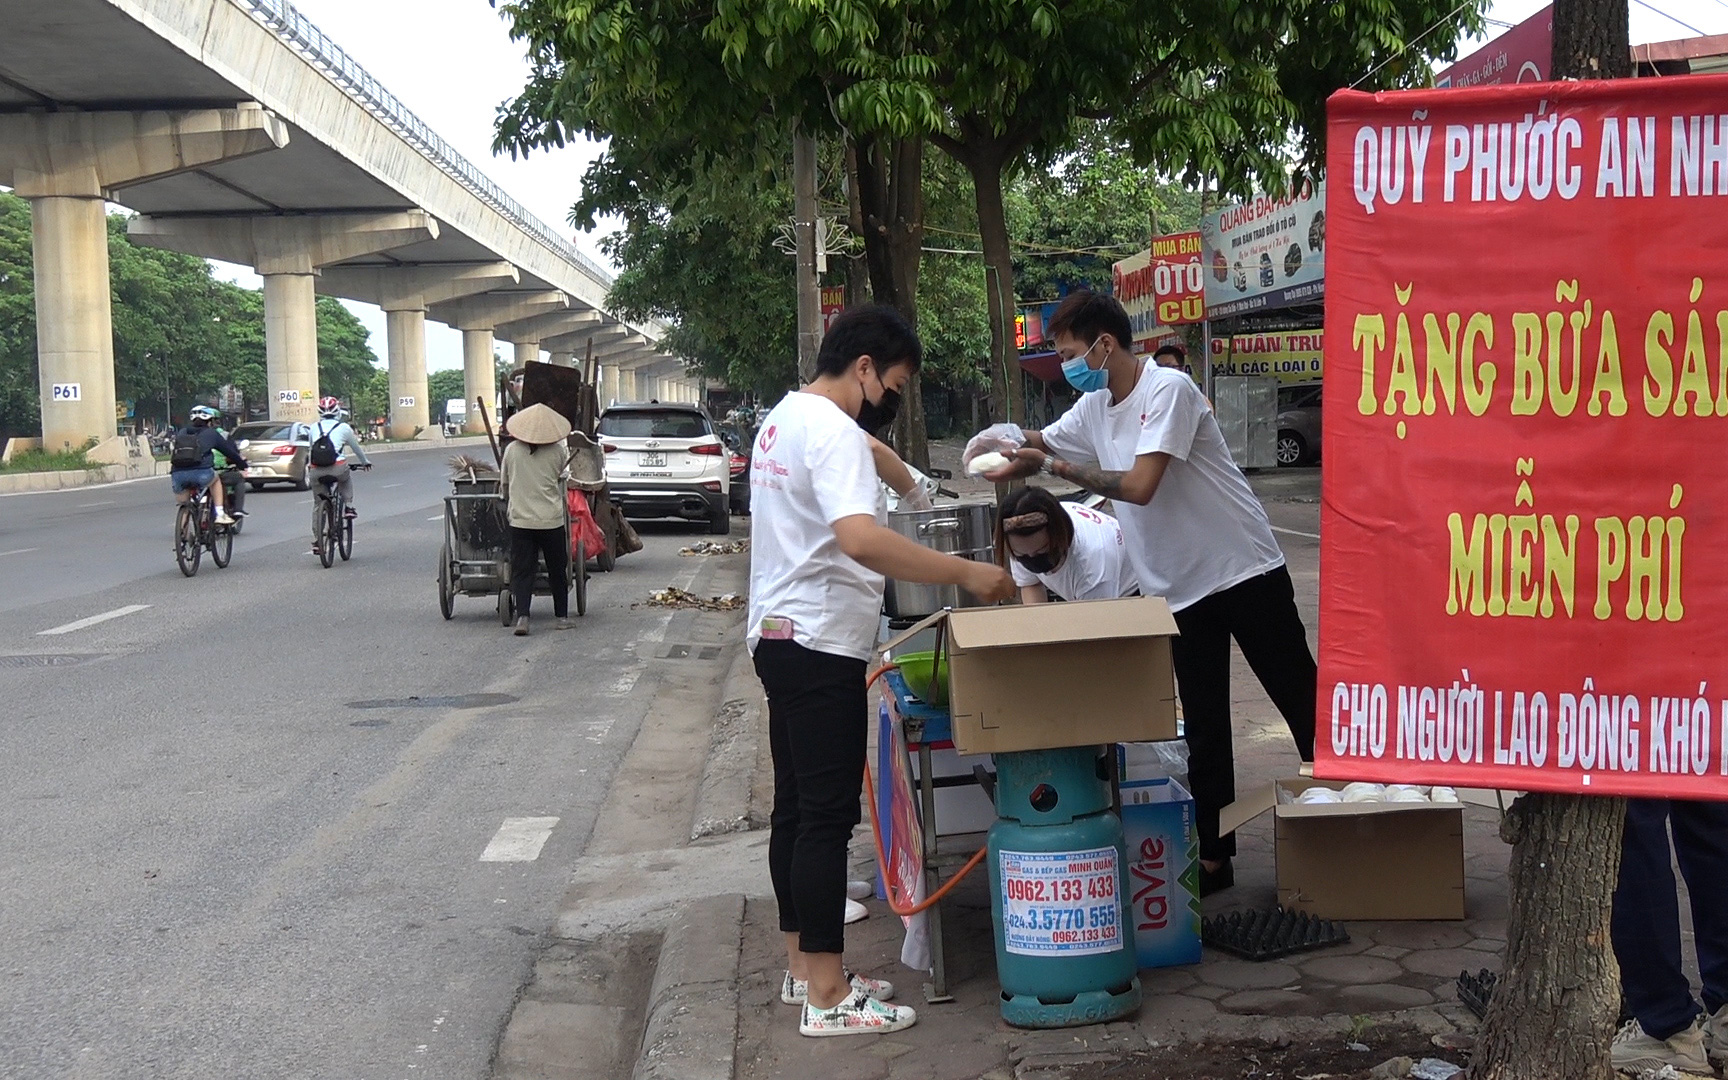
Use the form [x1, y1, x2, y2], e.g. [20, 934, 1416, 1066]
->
[881, 502, 997, 620]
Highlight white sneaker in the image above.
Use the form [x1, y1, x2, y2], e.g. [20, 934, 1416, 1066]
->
[798, 990, 915, 1037]
[1611, 1016, 1711, 1074]
[1705, 1003, 1728, 1067]
[781, 969, 895, 1005]
[843, 898, 868, 924]
[214, 509, 235, 525]
[846, 880, 873, 900]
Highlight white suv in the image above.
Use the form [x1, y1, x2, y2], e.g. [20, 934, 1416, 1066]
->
[598, 403, 731, 534]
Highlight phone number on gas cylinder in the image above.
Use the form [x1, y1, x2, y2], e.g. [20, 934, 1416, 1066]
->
[1005, 904, 1119, 933]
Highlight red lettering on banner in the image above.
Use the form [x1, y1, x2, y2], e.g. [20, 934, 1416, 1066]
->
[1318, 76, 1728, 799]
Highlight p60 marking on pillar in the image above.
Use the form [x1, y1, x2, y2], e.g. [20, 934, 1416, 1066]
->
[277, 389, 301, 404]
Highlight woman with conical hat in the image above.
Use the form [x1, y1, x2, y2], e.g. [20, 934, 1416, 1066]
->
[500, 403, 572, 635]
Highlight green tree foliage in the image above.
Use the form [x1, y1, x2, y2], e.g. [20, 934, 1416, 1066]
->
[0, 192, 382, 439]
[350, 367, 391, 430]
[427, 368, 467, 416]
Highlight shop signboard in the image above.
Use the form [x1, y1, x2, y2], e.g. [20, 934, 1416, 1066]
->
[1318, 77, 1728, 799]
[1210, 331, 1324, 383]
[1111, 247, 1161, 344]
[1201, 182, 1327, 320]
[1434, 5, 1551, 89]
[820, 285, 845, 333]
[1151, 230, 1206, 325]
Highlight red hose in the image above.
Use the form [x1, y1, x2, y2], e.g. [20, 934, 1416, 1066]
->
[864, 664, 987, 917]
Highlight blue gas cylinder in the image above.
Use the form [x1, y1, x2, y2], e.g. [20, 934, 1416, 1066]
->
[986, 746, 1141, 1028]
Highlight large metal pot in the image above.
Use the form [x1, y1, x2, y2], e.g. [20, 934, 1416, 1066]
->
[882, 502, 998, 620]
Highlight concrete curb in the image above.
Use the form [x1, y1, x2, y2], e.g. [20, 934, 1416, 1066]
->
[0, 460, 167, 495]
[689, 642, 765, 841]
[363, 434, 492, 456]
[634, 893, 745, 1080]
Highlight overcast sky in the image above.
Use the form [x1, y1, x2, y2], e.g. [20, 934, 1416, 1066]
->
[219, 0, 1728, 373]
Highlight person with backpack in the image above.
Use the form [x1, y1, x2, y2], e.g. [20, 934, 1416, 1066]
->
[307, 397, 372, 555]
[168, 406, 247, 526]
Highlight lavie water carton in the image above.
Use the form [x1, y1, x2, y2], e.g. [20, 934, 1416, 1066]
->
[1120, 776, 1201, 968]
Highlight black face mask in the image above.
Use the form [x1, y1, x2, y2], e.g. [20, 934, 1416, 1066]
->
[1015, 551, 1057, 575]
[855, 381, 902, 436]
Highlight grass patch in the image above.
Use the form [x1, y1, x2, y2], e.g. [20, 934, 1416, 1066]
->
[0, 447, 102, 474]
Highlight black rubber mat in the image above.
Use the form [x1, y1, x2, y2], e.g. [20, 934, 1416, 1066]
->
[1201, 906, 1351, 961]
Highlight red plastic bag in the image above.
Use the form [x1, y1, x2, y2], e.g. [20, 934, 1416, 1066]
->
[566, 490, 605, 559]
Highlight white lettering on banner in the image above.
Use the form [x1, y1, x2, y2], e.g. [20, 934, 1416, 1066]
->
[50, 383, 81, 402]
[277, 389, 301, 404]
[999, 847, 1124, 957]
[398, 396, 415, 408]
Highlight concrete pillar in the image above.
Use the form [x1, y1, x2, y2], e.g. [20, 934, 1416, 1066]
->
[548, 349, 575, 368]
[129, 210, 439, 424]
[513, 339, 542, 367]
[462, 328, 497, 434]
[385, 309, 429, 437]
[263, 273, 321, 425]
[600, 364, 621, 406]
[0, 106, 289, 448]
[30, 197, 117, 450]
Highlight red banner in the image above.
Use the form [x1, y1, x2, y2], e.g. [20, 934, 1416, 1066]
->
[1318, 77, 1728, 800]
[821, 285, 845, 333]
[1151, 230, 1206, 325]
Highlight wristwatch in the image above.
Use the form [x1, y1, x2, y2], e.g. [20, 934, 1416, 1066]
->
[1039, 456, 1058, 476]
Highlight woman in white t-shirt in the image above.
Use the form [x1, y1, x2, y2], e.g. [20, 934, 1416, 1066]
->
[993, 486, 1137, 604]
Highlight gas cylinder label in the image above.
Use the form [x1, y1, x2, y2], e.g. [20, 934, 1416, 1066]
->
[999, 847, 1122, 956]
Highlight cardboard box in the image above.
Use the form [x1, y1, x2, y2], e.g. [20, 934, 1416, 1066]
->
[1121, 777, 1201, 968]
[883, 598, 1179, 756]
[1219, 779, 1499, 921]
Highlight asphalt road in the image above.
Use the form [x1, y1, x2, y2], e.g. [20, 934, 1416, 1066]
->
[0, 447, 735, 1080]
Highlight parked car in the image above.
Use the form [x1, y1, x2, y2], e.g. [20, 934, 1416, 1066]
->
[1276, 383, 1322, 466]
[598, 403, 731, 534]
[232, 420, 310, 490]
[716, 422, 752, 516]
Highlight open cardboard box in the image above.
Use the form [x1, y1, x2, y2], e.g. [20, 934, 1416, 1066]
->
[1219, 778, 1504, 921]
[880, 597, 1179, 756]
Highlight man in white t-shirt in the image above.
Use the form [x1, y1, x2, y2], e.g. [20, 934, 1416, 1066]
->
[750, 305, 1014, 1039]
[965, 290, 1316, 898]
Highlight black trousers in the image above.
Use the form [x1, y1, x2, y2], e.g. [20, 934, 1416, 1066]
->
[509, 525, 568, 619]
[1612, 798, 1728, 1039]
[1170, 564, 1317, 861]
[754, 639, 868, 956]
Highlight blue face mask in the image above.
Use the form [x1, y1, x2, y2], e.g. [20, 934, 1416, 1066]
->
[1061, 339, 1107, 394]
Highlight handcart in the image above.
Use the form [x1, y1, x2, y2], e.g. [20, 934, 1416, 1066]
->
[436, 474, 587, 622]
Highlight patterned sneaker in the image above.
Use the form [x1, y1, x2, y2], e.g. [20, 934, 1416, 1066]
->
[798, 990, 916, 1037]
[1610, 1016, 1710, 1074]
[781, 969, 895, 1005]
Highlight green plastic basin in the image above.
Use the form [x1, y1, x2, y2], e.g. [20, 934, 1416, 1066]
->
[894, 650, 949, 707]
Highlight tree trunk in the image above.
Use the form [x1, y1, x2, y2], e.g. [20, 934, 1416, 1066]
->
[1471, 794, 1625, 1080]
[852, 134, 929, 470]
[1554, 0, 1630, 80]
[955, 136, 1022, 427]
[842, 140, 870, 310]
[1470, 7, 1631, 1077]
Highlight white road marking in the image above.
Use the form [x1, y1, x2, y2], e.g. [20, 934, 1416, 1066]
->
[384, 483, 403, 489]
[577, 720, 614, 743]
[77, 500, 115, 508]
[0, 547, 38, 557]
[639, 614, 673, 644]
[427, 516, 443, 521]
[1271, 525, 1320, 540]
[600, 668, 641, 696]
[297, 499, 311, 506]
[479, 817, 560, 862]
[38, 604, 150, 636]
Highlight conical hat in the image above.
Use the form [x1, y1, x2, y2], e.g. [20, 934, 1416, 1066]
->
[505, 402, 572, 445]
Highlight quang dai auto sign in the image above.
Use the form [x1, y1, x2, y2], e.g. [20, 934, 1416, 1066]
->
[1317, 76, 1728, 801]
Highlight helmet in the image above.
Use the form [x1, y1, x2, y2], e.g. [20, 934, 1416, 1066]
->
[318, 396, 342, 418]
[189, 405, 220, 423]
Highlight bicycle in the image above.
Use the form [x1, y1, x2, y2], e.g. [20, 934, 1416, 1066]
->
[312, 462, 372, 569]
[174, 480, 235, 577]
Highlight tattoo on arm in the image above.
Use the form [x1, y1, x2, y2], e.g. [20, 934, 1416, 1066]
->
[1051, 459, 1132, 499]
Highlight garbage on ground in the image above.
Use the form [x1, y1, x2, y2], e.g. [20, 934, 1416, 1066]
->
[1201, 906, 1350, 961]
[679, 539, 749, 556]
[644, 587, 745, 611]
[1455, 968, 1497, 1019]
[1409, 1058, 1463, 1080]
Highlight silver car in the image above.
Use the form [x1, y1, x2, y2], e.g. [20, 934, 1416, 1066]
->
[1276, 383, 1322, 467]
[233, 420, 311, 490]
[598, 403, 731, 534]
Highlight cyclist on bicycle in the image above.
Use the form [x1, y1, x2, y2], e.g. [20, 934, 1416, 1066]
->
[307, 397, 371, 555]
[168, 406, 247, 525]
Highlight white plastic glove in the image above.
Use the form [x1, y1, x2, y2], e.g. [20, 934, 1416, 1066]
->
[962, 423, 1026, 470]
[901, 486, 934, 512]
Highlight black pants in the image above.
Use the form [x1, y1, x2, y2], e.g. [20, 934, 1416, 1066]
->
[754, 639, 868, 956]
[509, 525, 568, 619]
[1612, 798, 1728, 1039]
[1171, 565, 1317, 861]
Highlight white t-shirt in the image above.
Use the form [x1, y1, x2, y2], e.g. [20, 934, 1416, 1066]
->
[1009, 502, 1137, 602]
[1040, 362, 1284, 611]
[746, 392, 886, 661]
